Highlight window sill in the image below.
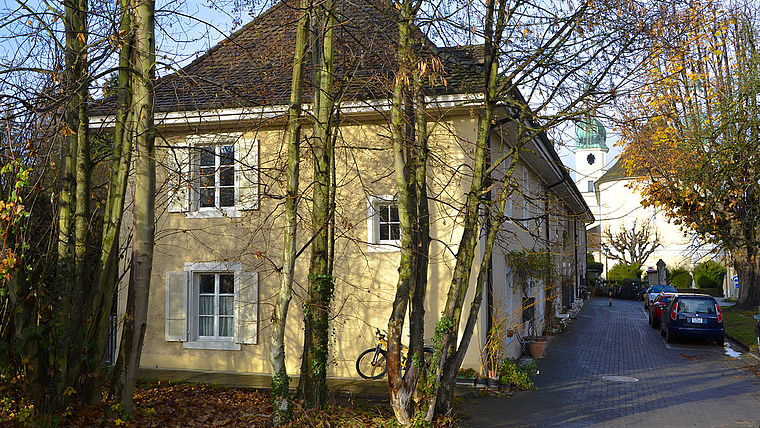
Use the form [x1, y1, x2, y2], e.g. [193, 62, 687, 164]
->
[185, 208, 242, 219]
[182, 340, 241, 351]
[368, 241, 401, 253]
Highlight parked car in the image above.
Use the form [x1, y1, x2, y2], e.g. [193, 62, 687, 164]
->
[648, 292, 676, 329]
[644, 284, 677, 308]
[660, 294, 724, 346]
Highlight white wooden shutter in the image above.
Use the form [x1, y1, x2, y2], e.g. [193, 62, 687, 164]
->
[235, 271, 258, 344]
[235, 137, 258, 210]
[167, 146, 191, 212]
[165, 271, 188, 341]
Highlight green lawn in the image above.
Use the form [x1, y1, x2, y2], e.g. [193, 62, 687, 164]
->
[722, 309, 758, 349]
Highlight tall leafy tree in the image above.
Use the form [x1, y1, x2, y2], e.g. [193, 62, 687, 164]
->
[618, 2, 760, 310]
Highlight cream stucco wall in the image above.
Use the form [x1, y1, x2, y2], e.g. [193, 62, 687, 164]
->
[122, 107, 586, 380]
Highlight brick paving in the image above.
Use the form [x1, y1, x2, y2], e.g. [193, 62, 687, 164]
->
[462, 297, 760, 428]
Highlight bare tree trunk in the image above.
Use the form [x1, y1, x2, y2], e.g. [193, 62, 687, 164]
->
[299, 0, 335, 409]
[84, 0, 134, 405]
[52, 0, 89, 412]
[110, 0, 155, 416]
[433, 0, 510, 414]
[387, 2, 430, 423]
[270, 1, 308, 424]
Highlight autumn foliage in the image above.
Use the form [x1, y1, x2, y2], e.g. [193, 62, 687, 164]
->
[1, 380, 459, 427]
[617, 1, 760, 309]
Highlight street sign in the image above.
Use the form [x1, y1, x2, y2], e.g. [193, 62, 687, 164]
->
[733, 275, 739, 289]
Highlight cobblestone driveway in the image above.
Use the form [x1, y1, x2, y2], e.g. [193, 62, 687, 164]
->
[462, 297, 760, 428]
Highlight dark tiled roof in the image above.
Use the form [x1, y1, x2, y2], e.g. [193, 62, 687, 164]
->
[93, 0, 484, 115]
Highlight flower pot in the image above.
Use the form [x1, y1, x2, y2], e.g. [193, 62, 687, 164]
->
[487, 378, 500, 388]
[529, 339, 546, 358]
[476, 377, 488, 387]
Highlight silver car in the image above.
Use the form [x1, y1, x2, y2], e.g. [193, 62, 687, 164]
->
[644, 284, 677, 308]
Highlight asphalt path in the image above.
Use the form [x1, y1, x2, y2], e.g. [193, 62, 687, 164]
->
[461, 297, 760, 428]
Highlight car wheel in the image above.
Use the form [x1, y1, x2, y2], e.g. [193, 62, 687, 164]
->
[648, 314, 653, 326]
[715, 335, 724, 347]
[666, 328, 675, 343]
[652, 318, 660, 329]
[660, 324, 666, 337]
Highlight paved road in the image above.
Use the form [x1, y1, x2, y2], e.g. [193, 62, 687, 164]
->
[462, 297, 760, 428]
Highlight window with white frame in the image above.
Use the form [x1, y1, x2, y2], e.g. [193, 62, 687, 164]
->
[167, 133, 258, 218]
[165, 262, 258, 350]
[198, 145, 235, 209]
[367, 196, 400, 251]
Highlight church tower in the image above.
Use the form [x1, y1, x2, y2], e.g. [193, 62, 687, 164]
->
[574, 117, 608, 223]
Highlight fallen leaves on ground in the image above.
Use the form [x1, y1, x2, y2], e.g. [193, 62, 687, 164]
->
[2, 380, 458, 427]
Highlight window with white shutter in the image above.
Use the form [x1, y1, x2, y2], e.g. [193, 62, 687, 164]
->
[165, 263, 258, 350]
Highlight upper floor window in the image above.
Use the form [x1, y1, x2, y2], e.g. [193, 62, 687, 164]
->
[587, 180, 595, 193]
[199, 145, 235, 209]
[167, 133, 258, 218]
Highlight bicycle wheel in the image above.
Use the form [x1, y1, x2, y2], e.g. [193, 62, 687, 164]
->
[356, 348, 387, 379]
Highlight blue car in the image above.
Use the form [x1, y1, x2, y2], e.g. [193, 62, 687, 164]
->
[660, 294, 724, 346]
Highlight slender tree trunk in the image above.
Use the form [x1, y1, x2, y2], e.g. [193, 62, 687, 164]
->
[51, 0, 89, 412]
[387, 2, 430, 423]
[270, 1, 309, 424]
[299, 0, 335, 409]
[110, 0, 155, 415]
[433, 0, 512, 414]
[84, 1, 134, 404]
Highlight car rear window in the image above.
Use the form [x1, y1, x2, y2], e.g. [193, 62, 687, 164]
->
[652, 285, 677, 293]
[676, 298, 716, 314]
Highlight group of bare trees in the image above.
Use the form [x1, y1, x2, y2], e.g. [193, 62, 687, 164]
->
[1, 0, 156, 419]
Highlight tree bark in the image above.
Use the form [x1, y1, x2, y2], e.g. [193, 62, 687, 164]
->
[270, 1, 309, 424]
[84, 0, 134, 405]
[110, 0, 155, 416]
[299, 0, 335, 409]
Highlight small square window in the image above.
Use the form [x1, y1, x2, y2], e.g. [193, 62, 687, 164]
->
[587, 180, 594, 193]
[367, 196, 401, 252]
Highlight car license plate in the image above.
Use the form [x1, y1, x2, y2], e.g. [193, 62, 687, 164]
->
[690, 317, 705, 323]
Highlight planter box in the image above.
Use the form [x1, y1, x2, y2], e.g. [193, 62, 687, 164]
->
[456, 378, 475, 387]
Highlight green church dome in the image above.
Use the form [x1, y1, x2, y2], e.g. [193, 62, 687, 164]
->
[575, 117, 608, 150]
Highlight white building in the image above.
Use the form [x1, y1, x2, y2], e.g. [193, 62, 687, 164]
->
[573, 118, 694, 277]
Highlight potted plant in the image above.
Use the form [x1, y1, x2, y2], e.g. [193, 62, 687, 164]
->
[456, 367, 477, 386]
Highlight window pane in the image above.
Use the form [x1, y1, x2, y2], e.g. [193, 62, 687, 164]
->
[199, 296, 214, 316]
[200, 167, 215, 187]
[219, 317, 233, 337]
[219, 274, 234, 294]
[220, 166, 234, 186]
[390, 224, 400, 240]
[389, 205, 399, 222]
[219, 295, 233, 315]
[220, 188, 234, 207]
[220, 145, 234, 165]
[199, 316, 214, 336]
[200, 189, 215, 207]
[379, 205, 390, 222]
[199, 274, 215, 294]
[379, 224, 389, 241]
[200, 149, 215, 167]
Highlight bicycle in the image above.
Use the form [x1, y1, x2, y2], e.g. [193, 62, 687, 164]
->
[356, 328, 433, 380]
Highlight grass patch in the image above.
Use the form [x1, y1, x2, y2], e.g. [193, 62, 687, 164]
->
[722, 309, 757, 348]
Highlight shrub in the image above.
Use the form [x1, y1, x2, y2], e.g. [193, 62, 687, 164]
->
[498, 358, 538, 390]
[669, 267, 692, 288]
[694, 260, 726, 289]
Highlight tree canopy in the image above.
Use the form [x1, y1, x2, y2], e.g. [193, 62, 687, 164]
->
[617, 1, 760, 309]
